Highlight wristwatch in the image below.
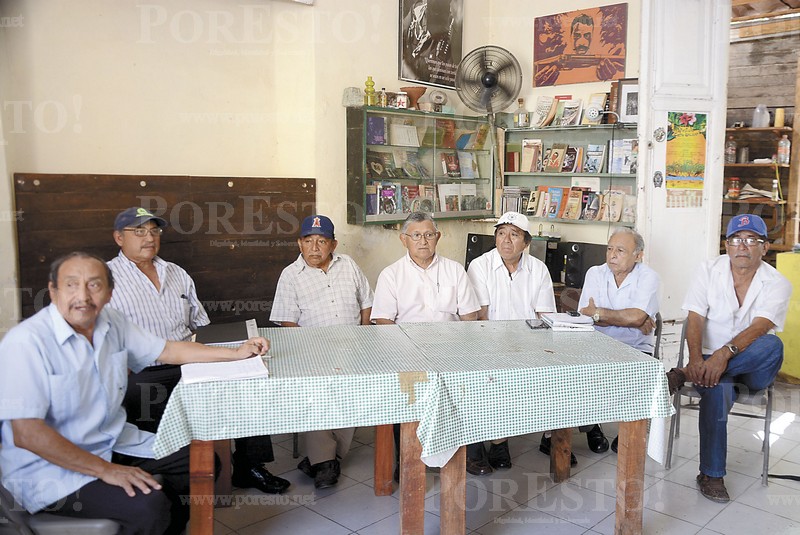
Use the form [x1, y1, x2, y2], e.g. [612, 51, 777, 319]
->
[724, 343, 739, 356]
[592, 309, 601, 323]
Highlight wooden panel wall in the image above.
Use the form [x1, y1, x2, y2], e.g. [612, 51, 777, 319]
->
[14, 173, 315, 323]
[727, 34, 797, 126]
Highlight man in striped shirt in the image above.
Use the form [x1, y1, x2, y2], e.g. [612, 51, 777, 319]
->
[107, 207, 290, 495]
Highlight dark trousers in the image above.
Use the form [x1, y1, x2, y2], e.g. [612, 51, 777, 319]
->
[125, 364, 275, 470]
[45, 447, 190, 535]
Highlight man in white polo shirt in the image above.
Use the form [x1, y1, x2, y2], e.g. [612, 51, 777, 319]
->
[371, 211, 480, 479]
[578, 226, 661, 453]
[466, 211, 557, 474]
[667, 214, 791, 504]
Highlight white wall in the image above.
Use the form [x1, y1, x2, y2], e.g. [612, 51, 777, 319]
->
[0, 0, 642, 332]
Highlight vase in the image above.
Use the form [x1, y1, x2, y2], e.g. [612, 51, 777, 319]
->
[400, 86, 426, 110]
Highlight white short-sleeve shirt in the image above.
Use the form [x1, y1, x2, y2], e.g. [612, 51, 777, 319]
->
[578, 262, 661, 352]
[371, 253, 480, 323]
[682, 255, 792, 354]
[467, 249, 556, 320]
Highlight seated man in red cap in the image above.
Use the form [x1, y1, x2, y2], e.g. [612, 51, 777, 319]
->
[270, 214, 374, 489]
[666, 214, 791, 503]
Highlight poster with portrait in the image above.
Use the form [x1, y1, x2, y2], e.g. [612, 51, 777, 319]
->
[399, 0, 464, 88]
[533, 3, 627, 87]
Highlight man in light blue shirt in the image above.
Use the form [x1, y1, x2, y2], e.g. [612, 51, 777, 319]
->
[0, 252, 269, 535]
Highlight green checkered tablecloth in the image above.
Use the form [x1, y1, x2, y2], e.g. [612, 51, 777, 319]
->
[153, 321, 673, 462]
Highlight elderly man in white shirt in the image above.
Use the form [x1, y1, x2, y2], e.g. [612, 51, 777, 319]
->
[466, 211, 556, 474]
[667, 214, 791, 504]
[372, 211, 480, 480]
[578, 226, 661, 453]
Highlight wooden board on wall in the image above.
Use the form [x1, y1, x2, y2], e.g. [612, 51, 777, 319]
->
[14, 173, 315, 324]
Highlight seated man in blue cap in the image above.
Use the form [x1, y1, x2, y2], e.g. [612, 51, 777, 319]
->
[108, 207, 290, 495]
[270, 214, 374, 489]
[666, 214, 791, 503]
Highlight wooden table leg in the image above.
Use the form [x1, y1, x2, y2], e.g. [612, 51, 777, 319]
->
[189, 439, 215, 535]
[550, 428, 572, 482]
[615, 419, 647, 535]
[440, 445, 466, 535]
[374, 424, 394, 496]
[399, 422, 425, 535]
[213, 439, 232, 505]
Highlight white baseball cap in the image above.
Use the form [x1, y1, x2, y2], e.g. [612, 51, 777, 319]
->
[494, 211, 530, 233]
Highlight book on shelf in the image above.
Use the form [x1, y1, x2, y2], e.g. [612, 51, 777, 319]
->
[388, 123, 420, 147]
[584, 144, 607, 174]
[440, 152, 461, 177]
[505, 151, 520, 172]
[621, 194, 637, 224]
[437, 118, 457, 148]
[581, 93, 608, 126]
[520, 139, 543, 173]
[438, 183, 461, 212]
[580, 191, 600, 220]
[536, 189, 551, 218]
[526, 190, 540, 215]
[546, 186, 566, 218]
[473, 124, 490, 150]
[607, 81, 619, 124]
[552, 100, 567, 125]
[365, 182, 379, 215]
[560, 187, 586, 220]
[366, 150, 397, 179]
[379, 183, 399, 215]
[544, 143, 568, 172]
[416, 184, 437, 212]
[530, 95, 557, 128]
[571, 175, 601, 192]
[457, 151, 479, 178]
[608, 139, 637, 174]
[599, 189, 625, 222]
[557, 99, 583, 126]
[366, 116, 387, 145]
[629, 139, 639, 175]
[459, 183, 480, 211]
[401, 185, 419, 213]
[560, 146, 582, 173]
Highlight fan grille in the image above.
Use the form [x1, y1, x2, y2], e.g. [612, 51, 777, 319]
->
[456, 46, 522, 114]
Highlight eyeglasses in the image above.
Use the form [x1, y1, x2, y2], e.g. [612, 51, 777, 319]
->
[123, 227, 163, 237]
[404, 231, 439, 242]
[726, 236, 765, 247]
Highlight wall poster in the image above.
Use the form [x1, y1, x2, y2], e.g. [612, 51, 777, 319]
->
[533, 3, 627, 87]
[665, 111, 708, 209]
[399, 0, 464, 88]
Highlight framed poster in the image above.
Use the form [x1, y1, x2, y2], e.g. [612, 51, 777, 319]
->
[617, 78, 639, 123]
[399, 0, 464, 88]
[533, 3, 627, 87]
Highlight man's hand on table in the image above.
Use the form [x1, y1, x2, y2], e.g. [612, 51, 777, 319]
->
[236, 337, 270, 358]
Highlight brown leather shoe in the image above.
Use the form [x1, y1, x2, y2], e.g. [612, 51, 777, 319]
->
[696, 473, 730, 503]
[666, 368, 686, 395]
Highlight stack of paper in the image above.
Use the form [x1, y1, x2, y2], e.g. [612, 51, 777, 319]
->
[541, 313, 595, 332]
[181, 355, 270, 384]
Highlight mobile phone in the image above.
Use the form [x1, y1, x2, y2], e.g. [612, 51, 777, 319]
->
[567, 310, 580, 317]
[526, 319, 547, 329]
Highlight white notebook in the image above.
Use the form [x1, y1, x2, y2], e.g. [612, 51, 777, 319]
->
[541, 313, 595, 332]
[180, 355, 269, 384]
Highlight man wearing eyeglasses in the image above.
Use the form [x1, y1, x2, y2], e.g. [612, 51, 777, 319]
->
[270, 214, 374, 489]
[108, 207, 290, 495]
[371, 211, 479, 481]
[668, 214, 791, 504]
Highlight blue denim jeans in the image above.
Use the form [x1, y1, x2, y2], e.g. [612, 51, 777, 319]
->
[695, 334, 783, 478]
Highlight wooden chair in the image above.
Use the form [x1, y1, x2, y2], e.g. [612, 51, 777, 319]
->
[664, 320, 774, 485]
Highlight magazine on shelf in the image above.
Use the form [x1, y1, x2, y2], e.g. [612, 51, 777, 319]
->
[366, 116, 387, 145]
[457, 151, 479, 178]
[544, 143, 568, 173]
[558, 99, 583, 126]
[530, 96, 557, 128]
[520, 139, 543, 173]
[584, 144, 607, 174]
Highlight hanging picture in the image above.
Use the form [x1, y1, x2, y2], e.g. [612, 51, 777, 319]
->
[665, 111, 708, 208]
[399, 0, 464, 88]
[533, 3, 627, 87]
[617, 78, 639, 123]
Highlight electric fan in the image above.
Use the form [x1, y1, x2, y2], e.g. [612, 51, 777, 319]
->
[455, 46, 522, 184]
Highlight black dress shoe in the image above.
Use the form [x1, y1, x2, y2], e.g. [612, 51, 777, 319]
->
[466, 456, 493, 476]
[586, 424, 609, 453]
[313, 459, 340, 489]
[539, 434, 577, 466]
[487, 441, 512, 470]
[297, 456, 316, 478]
[611, 435, 619, 453]
[232, 465, 290, 494]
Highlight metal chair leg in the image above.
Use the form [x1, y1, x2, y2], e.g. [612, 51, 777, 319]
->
[292, 432, 299, 459]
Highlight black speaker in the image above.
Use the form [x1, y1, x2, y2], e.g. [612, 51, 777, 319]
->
[558, 241, 607, 288]
[465, 233, 496, 269]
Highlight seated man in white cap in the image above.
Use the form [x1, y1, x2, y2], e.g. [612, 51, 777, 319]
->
[466, 211, 557, 474]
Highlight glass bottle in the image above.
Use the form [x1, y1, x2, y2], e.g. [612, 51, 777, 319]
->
[777, 134, 791, 165]
[772, 179, 780, 202]
[364, 76, 377, 106]
[513, 98, 529, 128]
[378, 87, 388, 108]
[727, 177, 740, 199]
[724, 136, 737, 164]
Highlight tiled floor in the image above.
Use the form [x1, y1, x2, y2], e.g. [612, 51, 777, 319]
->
[210, 382, 800, 534]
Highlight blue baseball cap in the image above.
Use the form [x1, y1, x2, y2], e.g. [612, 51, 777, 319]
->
[114, 207, 168, 231]
[300, 215, 335, 239]
[726, 214, 767, 238]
